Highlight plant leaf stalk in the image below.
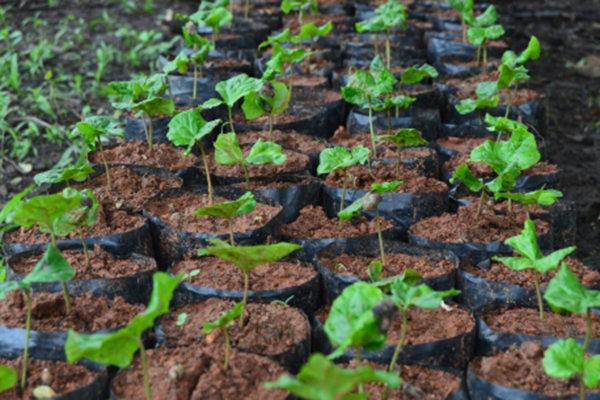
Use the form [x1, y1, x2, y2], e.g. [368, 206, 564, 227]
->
[382, 307, 407, 400]
[475, 189, 486, 226]
[534, 269, 544, 321]
[50, 232, 72, 314]
[20, 289, 32, 390]
[367, 96, 377, 154]
[198, 140, 213, 204]
[96, 137, 112, 191]
[78, 227, 92, 271]
[137, 337, 152, 400]
[339, 170, 348, 233]
[385, 28, 391, 70]
[376, 206, 385, 266]
[223, 325, 232, 370]
[239, 272, 249, 328]
[228, 217, 236, 246]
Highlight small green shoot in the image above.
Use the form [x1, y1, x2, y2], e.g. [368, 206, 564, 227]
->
[374, 129, 428, 179]
[201, 301, 244, 370]
[467, 24, 505, 68]
[271, 295, 295, 307]
[293, 21, 332, 73]
[176, 312, 188, 333]
[242, 79, 291, 142]
[495, 186, 563, 220]
[180, 26, 214, 98]
[34, 164, 95, 188]
[281, 0, 317, 25]
[62, 188, 99, 271]
[455, 81, 500, 123]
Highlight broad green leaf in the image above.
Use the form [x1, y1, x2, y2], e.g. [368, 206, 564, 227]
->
[76, 116, 124, 151]
[485, 114, 528, 133]
[34, 164, 95, 186]
[24, 245, 75, 284]
[246, 139, 287, 165]
[317, 146, 371, 175]
[495, 186, 563, 207]
[264, 353, 402, 400]
[498, 64, 530, 90]
[62, 188, 99, 229]
[12, 191, 83, 236]
[271, 42, 307, 64]
[259, 29, 293, 49]
[472, 5, 497, 27]
[193, 192, 256, 219]
[447, 0, 473, 12]
[163, 52, 190, 75]
[390, 271, 459, 310]
[202, 302, 245, 333]
[167, 109, 221, 156]
[262, 53, 284, 82]
[0, 185, 33, 226]
[0, 280, 29, 300]
[515, 36, 541, 65]
[0, 365, 17, 392]
[401, 64, 439, 85]
[449, 164, 484, 192]
[242, 81, 290, 119]
[281, 0, 313, 14]
[200, 7, 232, 33]
[476, 81, 499, 99]
[198, 240, 301, 273]
[342, 71, 380, 108]
[214, 132, 247, 166]
[369, 55, 386, 74]
[294, 21, 332, 41]
[371, 181, 403, 195]
[543, 339, 583, 380]
[467, 27, 487, 46]
[544, 263, 600, 314]
[32, 386, 57, 398]
[584, 356, 600, 389]
[356, 15, 386, 33]
[374, 128, 427, 148]
[131, 97, 175, 118]
[455, 96, 499, 114]
[376, 95, 416, 111]
[200, 98, 224, 110]
[216, 74, 263, 109]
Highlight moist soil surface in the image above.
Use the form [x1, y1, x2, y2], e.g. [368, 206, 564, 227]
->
[471, 341, 600, 396]
[324, 164, 448, 193]
[3, 205, 146, 245]
[207, 148, 310, 177]
[283, 14, 354, 35]
[319, 252, 456, 280]
[0, 291, 143, 332]
[111, 345, 288, 400]
[161, 298, 308, 356]
[88, 140, 198, 173]
[172, 256, 317, 292]
[231, 104, 314, 126]
[237, 129, 328, 154]
[436, 137, 491, 154]
[276, 74, 329, 88]
[282, 205, 394, 239]
[464, 257, 600, 289]
[232, 176, 315, 190]
[144, 193, 280, 234]
[345, 360, 462, 400]
[481, 307, 600, 338]
[73, 165, 181, 212]
[318, 303, 474, 346]
[410, 203, 551, 243]
[9, 247, 154, 281]
[445, 154, 559, 177]
[0, 357, 100, 400]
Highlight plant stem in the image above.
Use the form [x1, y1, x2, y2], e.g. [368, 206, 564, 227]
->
[339, 170, 347, 233]
[268, 112, 274, 142]
[223, 327, 231, 370]
[240, 271, 249, 328]
[387, 107, 392, 135]
[396, 145, 402, 181]
[228, 107, 236, 134]
[137, 337, 152, 400]
[51, 232, 72, 314]
[483, 45, 488, 69]
[288, 64, 294, 97]
[367, 97, 376, 154]
[21, 289, 32, 390]
[193, 64, 199, 100]
[584, 308, 592, 353]
[242, 164, 250, 190]
[228, 218, 236, 246]
[375, 32, 379, 56]
[534, 270, 544, 321]
[147, 113, 154, 154]
[141, 113, 150, 150]
[299, 9, 303, 25]
[475, 45, 481, 67]
[165, 76, 174, 103]
[199, 142, 213, 204]
[525, 205, 530, 220]
[389, 307, 407, 372]
[97, 137, 112, 191]
[306, 37, 314, 75]
[461, 17, 466, 42]
[78, 227, 91, 272]
[385, 28, 391, 70]
[580, 377, 586, 400]
[505, 90, 512, 118]
[376, 206, 385, 266]
[355, 345, 363, 393]
[475, 190, 485, 225]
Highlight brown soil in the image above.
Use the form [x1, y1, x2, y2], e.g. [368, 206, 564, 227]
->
[236, 129, 327, 154]
[330, 127, 433, 159]
[445, 154, 560, 177]
[0, 357, 100, 400]
[111, 345, 288, 400]
[318, 303, 474, 346]
[204, 57, 252, 69]
[232, 176, 315, 190]
[442, 57, 502, 69]
[144, 193, 280, 234]
[410, 203, 551, 244]
[228, 3, 279, 14]
[346, 360, 462, 400]
[277, 74, 328, 87]
[324, 164, 448, 193]
[472, 342, 600, 396]
[319, 252, 456, 280]
[283, 14, 353, 35]
[0, 291, 143, 332]
[171, 256, 316, 292]
[208, 148, 310, 177]
[161, 298, 308, 356]
[9, 247, 154, 281]
[232, 106, 307, 126]
[295, 88, 343, 107]
[335, 64, 407, 74]
[437, 137, 490, 154]
[482, 307, 600, 338]
[88, 140, 198, 173]
[459, 196, 548, 215]
[464, 257, 600, 289]
[452, 36, 508, 48]
[3, 204, 145, 244]
[73, 165, 181, 212]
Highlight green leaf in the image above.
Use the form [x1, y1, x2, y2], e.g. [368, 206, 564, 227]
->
[262, 53, 284, 82]
[193, 192, 256, 219]
[76, 116, 124, 151]
[317, 146, 371, 175]
[342, 71, 380, 108]
[0, 365, 17, 392]
[447, 0, 473, 12]
[495, 186, 563, 207]
[131, 97, 175, 118]
[485, 114, 528, 133]
[200, 7, 232, 32]
[242, 81, 290, 119]
[12, 191, 83, 236]
[455, 96, 499, 114]
[371, 181, 403, 195]
[449, 164, 484, 192]
[498, 64, 530, 90]
[476, 81, 499, 99]
[200, 98, 224, 110]
[34, 164, 95, 186]
[65, 272, 184, 367]
[271, 42, 307, 65]
[264, 353, 401, 400]
[356, 15, 386, 33]
[202, 302, 245, 334]
[472, 5, 497, 27]
[0, 280, 30, 300]
[281, 0, 312, 14]
[246, 139, 287, 165]
[543, 338, 583, 380]
[214, 132, 247, 166]
[324, 282, 386, 356]
[401, 64, 439, 85]
[467, 27, 487, 46]
[0, 185, 33, 226]
[216, 74, 263, 109]
[515, 36, 541, 65]
[163, 52, 190, 75]
[259, 29, 293, 49]
[294, 21, 332, 41]
[374, 128, 427, 148]
[337, 181, 402, 220]
[24, 245, 75, 285]
[584, 355, 600, 389]
[544, 263, 600, 314]
[390, 271, 459, 310]
[167, 109, 221, 156]
[198, 240, 301, 274]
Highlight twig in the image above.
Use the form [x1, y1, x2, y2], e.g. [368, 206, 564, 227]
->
[2, 155, 27, 175]
[12, 116, 53, 130]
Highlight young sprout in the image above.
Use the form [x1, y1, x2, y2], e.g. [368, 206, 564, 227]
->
[493, 220, 576, 321]
[242, 76, 291, 142]
[495, 185, 563, 220]
[33, 164, 95, 188]
[374, 129, 428, 179]
[201, 301, 244, 370]
[317, 146, 371, 231]
[543, 264, 600, 400]
[213, 133, 287, 190]
[0, 365, 17, 392]
[455, 81, 500, 124]
[485, 113, 529, 141]
[75, 116, 125, 191]
[0, 245, 75, 390]
[186, 269, 200, 283]
[467, 24, 505, 68]
[171, 24, 214, 99]
[383, 271, 459, 399]
[292, 21, 332, 74]
[176, 312, 188, 333]
[193, 191, 256, 246]
[271, 295, 295, 307]
[258, 30, 308, 96]
[65, 272, 184, 400]
[447, 0, 474, 42]
[264, 353, 402, 400]
[338, 181, 402, 266]
[200, 74, 263, 134]
[198, 239, 301, 328]
[281, 0, 318, 25]
[63, 188, 99, 271]
[197, 6, 232, 48]
[167, 109, 222, 204]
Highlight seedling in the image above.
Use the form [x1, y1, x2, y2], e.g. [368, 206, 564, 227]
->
[467, 24, 505, 68]
[75, 116, 125, 191]
[281, 0, 317, 25]
[264, 353, 402, 400]
[65, 272, 184, 400]
[455, 81, 500, 123]
[495, 186, 563, 220]
[193, 191, 256, 246]
[485, 113, 528, 141]
[493, 220, 576, 320]
[447, 0, 474, 42]
[317, 146, 371, 231]
[63, 188, 99, 271]
[213, 133, 287, 189]
[200, 74, 263, 134]
[176, 312, 188, 333]
[201, 301, 244, 370]
[198, 239, 301, 328]
[543, 264, 600, 400]
[34, 164, 95, 188]
[292, 21, 332, 74]
[179, 25, 214, 99]
[185, 269, 201, 283]
[258, 30, 308, 96]
[375, 129, 428, 179]
[0, 245, 75, 390]
[338, 181, 403, 265]
[167, 109, 222, 204]
[242, 78, 290, 142]
[271, 295, 294, 307]
[0, 365, 16, 392]
[185, 6, 232, 49]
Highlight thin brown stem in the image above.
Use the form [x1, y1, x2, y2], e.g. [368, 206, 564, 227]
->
[242, 164, 250, 190]
[228, 218, 235, 247]
[239, 272, 249, 328]
[339, 170, 347, 233]
[223, 327, 231, 370]
[199, 142, 213, 204]
[79, 228, 91, 272]
[97, 137, 111, 191]
[534, 270, 544, 321]
[376, 206, 385, 266]
[475, 190, 486, 225]
[21, 289, 31, 390]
